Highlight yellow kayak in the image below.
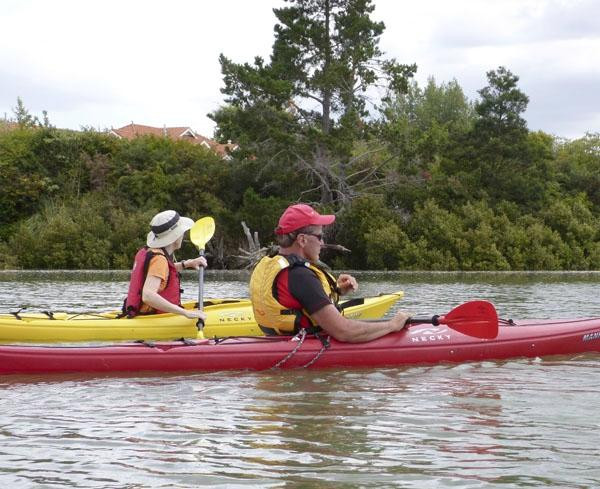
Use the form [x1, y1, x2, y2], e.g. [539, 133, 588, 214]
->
[0, 291, 403, 343]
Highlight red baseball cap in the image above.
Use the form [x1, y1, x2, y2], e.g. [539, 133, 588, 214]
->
[275, 204, 335, 235]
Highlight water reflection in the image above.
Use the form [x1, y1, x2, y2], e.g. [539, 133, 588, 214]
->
[246, 371, 375, 480]
[0, 358, 598, 487]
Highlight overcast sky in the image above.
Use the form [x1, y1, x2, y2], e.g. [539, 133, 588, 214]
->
[1, 0, 598, 140]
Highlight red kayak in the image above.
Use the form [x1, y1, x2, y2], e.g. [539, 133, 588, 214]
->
[1, 316, 599, 375]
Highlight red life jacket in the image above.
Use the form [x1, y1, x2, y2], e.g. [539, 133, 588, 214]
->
[122, 247, 182, 317]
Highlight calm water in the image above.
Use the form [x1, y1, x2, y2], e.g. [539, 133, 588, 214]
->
[1, 271, 599, 488]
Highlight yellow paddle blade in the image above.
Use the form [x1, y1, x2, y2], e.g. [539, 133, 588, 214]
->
[190, 217, 215, 250]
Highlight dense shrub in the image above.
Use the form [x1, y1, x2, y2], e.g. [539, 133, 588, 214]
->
[9, 195, 153, 269]
[1, 101, 599, 270]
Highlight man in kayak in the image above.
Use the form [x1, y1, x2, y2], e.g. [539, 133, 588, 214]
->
[249, 204, 410, 342]
[123, 210, 207, 320]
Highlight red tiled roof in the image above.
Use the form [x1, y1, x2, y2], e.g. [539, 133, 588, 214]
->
[110, 123, 237, 158]
[0, 121, 20, 131]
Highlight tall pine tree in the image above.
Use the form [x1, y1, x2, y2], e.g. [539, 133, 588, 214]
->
[210, 0, 416, 206]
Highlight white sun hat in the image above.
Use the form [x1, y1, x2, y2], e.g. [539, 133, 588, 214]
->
[146, 210, 194, 248]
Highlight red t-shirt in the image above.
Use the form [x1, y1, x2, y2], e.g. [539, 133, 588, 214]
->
[275, 262, 333, 317]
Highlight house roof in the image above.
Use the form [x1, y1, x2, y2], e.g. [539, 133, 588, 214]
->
[0, 121, 20, 132]
[110, 123, 238, 158]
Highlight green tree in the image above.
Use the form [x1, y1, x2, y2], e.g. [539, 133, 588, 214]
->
[333, 194, 408, 269]
[11, 97, 51, 129]
[382, 78, 474, 164]
[474, 66, 529, 135]
[12, 97, 39, 128]
[554, 133, 600, 210]
[441, 67, 554, 207]
[469, 65, 530, 187]
[210, 0, 416, 206]
[380, 77, 475, 212]
[0, 127, 57, 236]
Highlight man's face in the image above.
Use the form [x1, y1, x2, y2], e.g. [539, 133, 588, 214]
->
[296, 226, 324, 262]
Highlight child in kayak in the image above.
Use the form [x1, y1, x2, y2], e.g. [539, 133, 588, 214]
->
[123, 210, 207, 320]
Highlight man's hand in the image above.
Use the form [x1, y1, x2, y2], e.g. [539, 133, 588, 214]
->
[390, 310, 411, 332]
[337, 273, 358, 295]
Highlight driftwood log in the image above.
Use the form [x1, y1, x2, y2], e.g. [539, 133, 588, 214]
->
[233, 221, 272, 269]
[234, 222, 351, 269]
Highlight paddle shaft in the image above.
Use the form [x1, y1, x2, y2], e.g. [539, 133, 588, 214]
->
[197, 248, 205, 329]
[407, 315, 442, 325]
[190, 217, 215, 331]
[365, 316, 440, 325]
[365, 315, 441, 325]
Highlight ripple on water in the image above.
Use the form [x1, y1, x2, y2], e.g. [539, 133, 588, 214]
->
[1, 272, 600, 487]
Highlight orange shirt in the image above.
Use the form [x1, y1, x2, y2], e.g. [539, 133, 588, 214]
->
[139, 250, 170, 313]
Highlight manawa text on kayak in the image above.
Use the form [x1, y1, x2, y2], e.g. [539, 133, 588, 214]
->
[582, 331, 600, 342]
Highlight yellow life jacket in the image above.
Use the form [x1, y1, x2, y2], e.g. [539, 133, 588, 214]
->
[249, 254, 340, 335]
